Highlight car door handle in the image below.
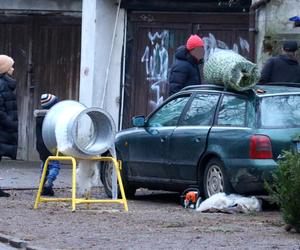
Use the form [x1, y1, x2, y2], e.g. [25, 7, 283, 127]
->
[195, 137, 201, 143]
[160, 136, 168, 142]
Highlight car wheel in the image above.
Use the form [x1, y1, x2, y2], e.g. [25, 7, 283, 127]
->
[203, 158, 232, 198]
[100, 158, 136, 199]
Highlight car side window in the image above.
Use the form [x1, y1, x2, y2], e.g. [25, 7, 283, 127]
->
[217, 95, 247, 127]
[147, 96, 190, 127]
[181, 93, 219, 126]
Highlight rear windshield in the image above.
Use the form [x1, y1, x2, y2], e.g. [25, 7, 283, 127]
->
[260, 94, 300, 128]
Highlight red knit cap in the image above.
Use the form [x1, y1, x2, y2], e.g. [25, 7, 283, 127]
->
[186, 35, 204, 51]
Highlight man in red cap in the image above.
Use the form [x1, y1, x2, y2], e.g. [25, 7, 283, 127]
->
[168, 34, 205, 96]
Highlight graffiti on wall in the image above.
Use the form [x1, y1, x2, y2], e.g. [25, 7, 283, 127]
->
[141, 31, 249, 109]
[203, 33, 250, 62]
[141, 30, 169, 110]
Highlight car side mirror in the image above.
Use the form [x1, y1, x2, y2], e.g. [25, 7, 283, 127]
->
[132, 115, 145, 127]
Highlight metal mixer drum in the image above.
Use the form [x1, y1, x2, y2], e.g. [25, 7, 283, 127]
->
[42, 100, 116, 158]
[71, 107, 116, 156]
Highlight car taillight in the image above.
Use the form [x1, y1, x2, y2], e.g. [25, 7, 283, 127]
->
[250, 135, 273, 159]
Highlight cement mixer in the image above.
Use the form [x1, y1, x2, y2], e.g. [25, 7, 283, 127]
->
[34, 100, 127, 211]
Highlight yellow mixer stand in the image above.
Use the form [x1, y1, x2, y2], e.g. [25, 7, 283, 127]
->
[34, 154, 128, 212]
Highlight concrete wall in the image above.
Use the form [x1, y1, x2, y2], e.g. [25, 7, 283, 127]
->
[80, 0, 125, 130]
[0, 0, 81, 11]
[254, 0, 300, 68]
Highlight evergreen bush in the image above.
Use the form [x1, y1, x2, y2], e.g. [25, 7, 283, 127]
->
[266, 150, 300, 232]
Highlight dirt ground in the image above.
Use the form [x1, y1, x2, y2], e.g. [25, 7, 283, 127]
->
[0, 188, 300, 250]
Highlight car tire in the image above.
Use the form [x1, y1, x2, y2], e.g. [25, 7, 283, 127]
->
[100, 156, 136, 199]
[203, 158, 232, 198]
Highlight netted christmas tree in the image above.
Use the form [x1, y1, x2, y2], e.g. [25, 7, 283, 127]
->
[203, 50, 260, 91]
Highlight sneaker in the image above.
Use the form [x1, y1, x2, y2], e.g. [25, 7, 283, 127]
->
[42, 186, 54, 196]
[0, 189, 10, 197]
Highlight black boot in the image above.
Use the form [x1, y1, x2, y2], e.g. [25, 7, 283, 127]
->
[41, 180, 54, 196]
[42, 186, 54, 196]
[0, 188, 10, 197]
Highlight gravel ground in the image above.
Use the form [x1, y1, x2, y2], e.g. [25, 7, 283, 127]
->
[0, 188, 300, 250]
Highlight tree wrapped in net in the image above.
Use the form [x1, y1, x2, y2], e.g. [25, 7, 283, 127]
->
[203, 50, 260, 91]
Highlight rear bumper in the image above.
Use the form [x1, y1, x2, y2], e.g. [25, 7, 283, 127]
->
[224, 158, 277, 194]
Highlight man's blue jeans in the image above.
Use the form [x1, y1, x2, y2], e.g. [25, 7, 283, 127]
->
[40, 160, 60, 187]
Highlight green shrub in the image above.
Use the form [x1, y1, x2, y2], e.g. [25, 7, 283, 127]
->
[266, 150, 300, 232]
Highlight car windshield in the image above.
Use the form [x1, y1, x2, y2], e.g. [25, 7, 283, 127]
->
[260, 94, 300, 128]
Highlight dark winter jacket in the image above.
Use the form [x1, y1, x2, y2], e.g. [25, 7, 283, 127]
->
[35, 110, 52, 162]
[168, 46, 202, 96]
[0, 74, 18, 159]
[259, 55, 300, 84]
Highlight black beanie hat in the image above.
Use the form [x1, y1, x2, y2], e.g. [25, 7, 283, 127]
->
[283, 40, 298, 52]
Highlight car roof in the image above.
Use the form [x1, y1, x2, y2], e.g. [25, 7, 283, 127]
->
[255, 83, 300, 96]
[180, 83, 300, 97]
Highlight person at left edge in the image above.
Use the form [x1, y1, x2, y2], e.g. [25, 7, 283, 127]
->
[0, 55, 18, 198]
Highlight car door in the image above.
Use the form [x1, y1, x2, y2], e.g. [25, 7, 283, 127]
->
[127, 94, 191, 183]
[168, 92, 220, 185]
[208, 94, 253, 177]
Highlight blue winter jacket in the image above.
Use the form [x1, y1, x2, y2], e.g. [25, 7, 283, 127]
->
[259, 55, 300, 84]
[168, 46, 202, 96]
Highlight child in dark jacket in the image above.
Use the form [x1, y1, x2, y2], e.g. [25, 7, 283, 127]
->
[34, 94, 60, 196]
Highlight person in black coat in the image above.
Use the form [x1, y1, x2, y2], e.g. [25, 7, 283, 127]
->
[259, 40, 300, 84]
[0, 55, 18, 197]
[34, 93, 60, 196]
[168, 34, 205, 96]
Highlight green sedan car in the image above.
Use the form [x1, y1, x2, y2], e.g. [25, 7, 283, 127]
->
[101, 83, 300, 198]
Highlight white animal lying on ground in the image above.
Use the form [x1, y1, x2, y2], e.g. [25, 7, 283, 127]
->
[196, 192, 262, 213]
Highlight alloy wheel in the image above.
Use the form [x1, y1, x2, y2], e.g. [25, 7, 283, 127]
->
[206, 164, 224, 197]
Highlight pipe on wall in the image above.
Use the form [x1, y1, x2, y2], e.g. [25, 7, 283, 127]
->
[119, 10, 127, 131]
[249, 0, 271, 62]
[101, 0, 122, 109]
